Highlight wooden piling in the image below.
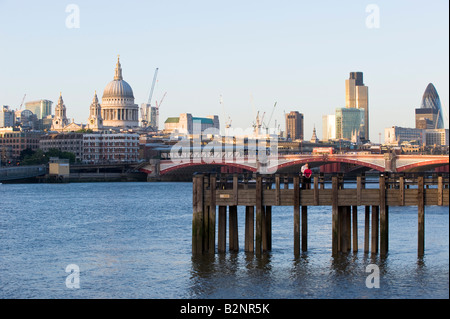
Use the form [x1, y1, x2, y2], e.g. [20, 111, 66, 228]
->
[275, 175, 281, 205]
[332, 176, 339, 255]
[352, 205, 358, 252]
[313, 176, 319, 205]
[209, 175, 216, 254]
[265, 206, 272, 251]
[301, 205, 307, 252]
[371, 205, 379, 254]
[294, 175, 300, 256]
[255, 175, 263, 255]
[418, 176, 425, 256]
[245, 206, 254, 252]
[192, 175, 204, 254]
[364, 206, 370, 254]
[399, 174, 405, 206]
[218, 205, 227, 253]
[379, 175, 388, 256]
[229, 205, 238, 252]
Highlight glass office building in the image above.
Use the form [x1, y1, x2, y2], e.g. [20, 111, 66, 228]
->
[25, 100, 52, 120]
[418, 83, 444, 129]
[335, 107, 364, 141]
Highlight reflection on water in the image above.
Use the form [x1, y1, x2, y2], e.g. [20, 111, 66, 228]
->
[0, 182, 448, 299]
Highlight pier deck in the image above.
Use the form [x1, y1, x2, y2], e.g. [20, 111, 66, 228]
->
[192, 173, 449, 256]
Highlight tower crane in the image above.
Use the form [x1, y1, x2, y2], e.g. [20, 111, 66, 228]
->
[263, 101, 277, 134]
[220, 94, 232, 135]
[148, 68, 159, 105]
[253, 111, 265, 136]
[142, 68, 159, 127]
[155, 91, 167, 131]
[19, 94, 26, 110]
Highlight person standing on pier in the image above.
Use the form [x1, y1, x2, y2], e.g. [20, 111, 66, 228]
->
[301, 163, 312, 189]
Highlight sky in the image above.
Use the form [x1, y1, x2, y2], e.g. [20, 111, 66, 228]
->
[0, 0, 448, 141]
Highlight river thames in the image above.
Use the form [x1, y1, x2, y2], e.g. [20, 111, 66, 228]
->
[0, 182, 448, 299]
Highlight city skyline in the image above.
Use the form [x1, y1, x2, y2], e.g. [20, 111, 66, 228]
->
[0, 1, 448, 141]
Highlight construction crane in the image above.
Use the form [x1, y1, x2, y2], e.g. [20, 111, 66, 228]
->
[19, 94, 26, 110]
[142, 68, 159, 127]
[148, 68, 159, 105]
[252, 111, 265, 136]
[220, 94, 232, 134]
[155, 91, 167, 131]
[263, 101, 277, 134]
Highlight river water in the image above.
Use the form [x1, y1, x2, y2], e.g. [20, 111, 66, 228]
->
[0, 182, 448, 299]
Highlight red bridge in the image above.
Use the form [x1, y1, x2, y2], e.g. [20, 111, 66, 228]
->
[140, 153, 449, 178]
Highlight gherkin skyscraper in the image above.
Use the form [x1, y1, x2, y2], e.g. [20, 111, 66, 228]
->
[418, 83, 444, 129]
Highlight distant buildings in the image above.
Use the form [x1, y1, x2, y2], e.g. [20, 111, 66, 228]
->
[345, 72, 369, 140]
[141, 103, 158, 130]
[164, 113, 220, 135]
[40, 131, 139, 164]
[385, 126, 448, 147]
[40, 133, 84, 162]
[322, 72, 369, 143]
[385, 83, 448, 147]
[0, 106, 15, 128]
[335, 107, 365, 141]
[82, 132, 139, 164]
[415, 83, 444, 129]
[285, 111, 304, 140]
[322, 114, 335, 142]
[25, 100, 52, 120]
[0, 128, 42, 163]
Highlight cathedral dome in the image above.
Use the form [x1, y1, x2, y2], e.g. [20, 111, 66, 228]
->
[102, 79, 134, 99]
[100, 56, 139, 128]
[102, 56, 134, 99]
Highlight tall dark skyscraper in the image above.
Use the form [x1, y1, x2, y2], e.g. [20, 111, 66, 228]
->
[345, 72, 369, 140]
[415, 83, 444, 129]
[285, 111, 304, 140]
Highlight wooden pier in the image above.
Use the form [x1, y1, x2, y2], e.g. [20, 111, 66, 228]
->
[192, 172, 449, 256]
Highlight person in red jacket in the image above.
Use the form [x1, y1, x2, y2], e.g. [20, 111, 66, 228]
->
[302, 163, 312, 189]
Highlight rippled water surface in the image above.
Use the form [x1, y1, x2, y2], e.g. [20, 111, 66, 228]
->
[0, 182, 448, 299]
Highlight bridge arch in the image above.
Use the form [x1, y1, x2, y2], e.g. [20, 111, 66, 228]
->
[160, 161, 257, 175]
[270, 156, 385, 173]
[397, 159, 449, 172]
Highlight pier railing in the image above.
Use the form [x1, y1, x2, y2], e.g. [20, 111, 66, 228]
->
[192, 172, 449, 256]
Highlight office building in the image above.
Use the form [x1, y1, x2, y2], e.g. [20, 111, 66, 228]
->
[322, 114, 336, 141]
[82, 132, 139, 163]
[164, 113, 220, 135]
[140, 104, 158, 130]
[25, 100, 52, 120]
[0, 106, 15, 128]
[345, 72, 369, 140]
[415, 83, 444, 129]
[40, 133, 84, 162]
[424, 129, 449, 146]
[335, 107, 365, 141]
[0, 128, 42, 162]
[285, 111, 304, 140]
[385, 126, 449, 147]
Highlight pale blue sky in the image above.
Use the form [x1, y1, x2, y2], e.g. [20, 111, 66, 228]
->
[0, 0, 448, 140]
